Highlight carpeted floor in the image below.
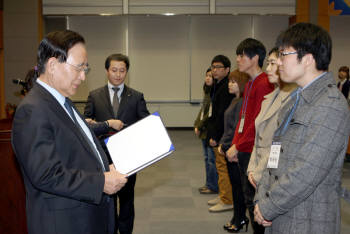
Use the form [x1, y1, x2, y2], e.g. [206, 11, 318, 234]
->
[132, 130, 350, 234]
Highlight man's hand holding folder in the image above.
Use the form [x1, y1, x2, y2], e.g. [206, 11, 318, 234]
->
[103, 164, 128, 194]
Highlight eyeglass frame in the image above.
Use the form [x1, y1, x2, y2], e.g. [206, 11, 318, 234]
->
[278, 51, 298, 58]
[65, 61, 91, 75]
[211, 65, 226, 70]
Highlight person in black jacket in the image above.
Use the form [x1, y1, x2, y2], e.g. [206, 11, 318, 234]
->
[205, 55, 235, 213]
[337, 66, 350, 99]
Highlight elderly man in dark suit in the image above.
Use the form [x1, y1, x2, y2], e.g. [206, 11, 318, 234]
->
[11, 30, 127, 234]
[84, 53, 149, 234]
[253, 23, 350, 234]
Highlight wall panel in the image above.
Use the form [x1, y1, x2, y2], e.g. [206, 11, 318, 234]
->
[68, 15, 127, 101]
[128, 15, 190, 102]
[330, 16, 350, 79]
[190, 15, 252, 101]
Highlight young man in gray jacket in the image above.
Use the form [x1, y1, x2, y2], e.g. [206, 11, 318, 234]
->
[254, 22, 350, 234]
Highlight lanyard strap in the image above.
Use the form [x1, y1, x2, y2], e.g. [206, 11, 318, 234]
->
[241, 79, 256, 116]
[279, 89, 301, 136]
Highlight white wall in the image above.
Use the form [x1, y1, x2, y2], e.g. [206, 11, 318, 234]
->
[42, 0, 295, 15]
[61, 14, 289, 127]
[3, 0, 39, 105]
[329, 16, 350, 80]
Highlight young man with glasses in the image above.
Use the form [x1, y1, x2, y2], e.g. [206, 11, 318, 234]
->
[254, 22, 350, 234]
[84, 53, 149, 234]
[225, 38, 274, 234]
[204, 55, 236, 213]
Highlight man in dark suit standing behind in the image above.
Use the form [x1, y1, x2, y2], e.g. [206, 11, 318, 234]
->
[11, 30, 127, 234]
[84, 53, 149, 234]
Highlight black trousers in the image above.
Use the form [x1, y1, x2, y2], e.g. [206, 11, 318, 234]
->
[226, 158, 247, 226]
[237, 152, 265, 234]
[114, 173, 136, 234]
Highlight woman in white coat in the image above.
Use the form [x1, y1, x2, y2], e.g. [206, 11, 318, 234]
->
[247, 48, 296, 190]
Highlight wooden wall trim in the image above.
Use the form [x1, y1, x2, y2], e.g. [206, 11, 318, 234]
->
[0, 10, 4, 119]
[296, 0, 330, 31]
[0, 10, 2, 49]
[318, 0, 330, 31]
[296, 0, 310, 23]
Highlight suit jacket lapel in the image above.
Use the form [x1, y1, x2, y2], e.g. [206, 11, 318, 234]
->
[91, 132, 110, 170]
[257, 89, 278, 125]
[102, 85, 115, 117]
[262, 89, 289, 124]
[118, 85, 132, 116]
[36, 85, 80, 134]
[259, 86, 296, 125]
[36, 85, 106, 169]
[68, 99, 109, 171]
[71, 103, 110, 170]
[275, 92, 295, 136]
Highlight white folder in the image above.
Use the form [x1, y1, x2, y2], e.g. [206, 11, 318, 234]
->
[104, 112, 175, 176]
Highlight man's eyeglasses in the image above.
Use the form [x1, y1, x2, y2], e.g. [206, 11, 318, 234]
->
[211, 65, 225, 70]
[66, 62, 91, 75]
[278, 51, 298, 58]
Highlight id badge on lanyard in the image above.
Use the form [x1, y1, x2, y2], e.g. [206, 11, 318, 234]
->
[267, 141, 281, 168]
[239, 79, 255, 134]
[238, 115, 245, 133]
[208, 103, 212, 118]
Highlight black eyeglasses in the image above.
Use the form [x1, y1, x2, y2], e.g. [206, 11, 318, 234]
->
[211, 65, 225, 70]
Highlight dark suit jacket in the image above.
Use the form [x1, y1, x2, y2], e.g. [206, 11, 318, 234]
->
[11, 84, 114, 234]
[337, 79, 350, 99]
[206, 76, 235, 143]
[84, 84, 149, 233]
[84, 84, 149, 128]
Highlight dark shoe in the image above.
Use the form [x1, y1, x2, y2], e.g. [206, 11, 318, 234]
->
[345, 154, 350, 163]
[226, 218, 249, 233]
[223, 221, 232, 230]
[199, 188, 218, 194]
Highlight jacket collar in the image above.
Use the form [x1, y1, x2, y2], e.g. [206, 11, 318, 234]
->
[300, 72, 334, 104]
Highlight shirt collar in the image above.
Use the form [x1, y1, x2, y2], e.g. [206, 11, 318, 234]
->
[339, 79, 347, 85]
[108, 81, 124, 93]
[36, 78, 66, 106]
[300, 72, 334, 104]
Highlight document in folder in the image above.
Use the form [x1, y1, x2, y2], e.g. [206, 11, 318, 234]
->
[104, 112, 175, 176]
